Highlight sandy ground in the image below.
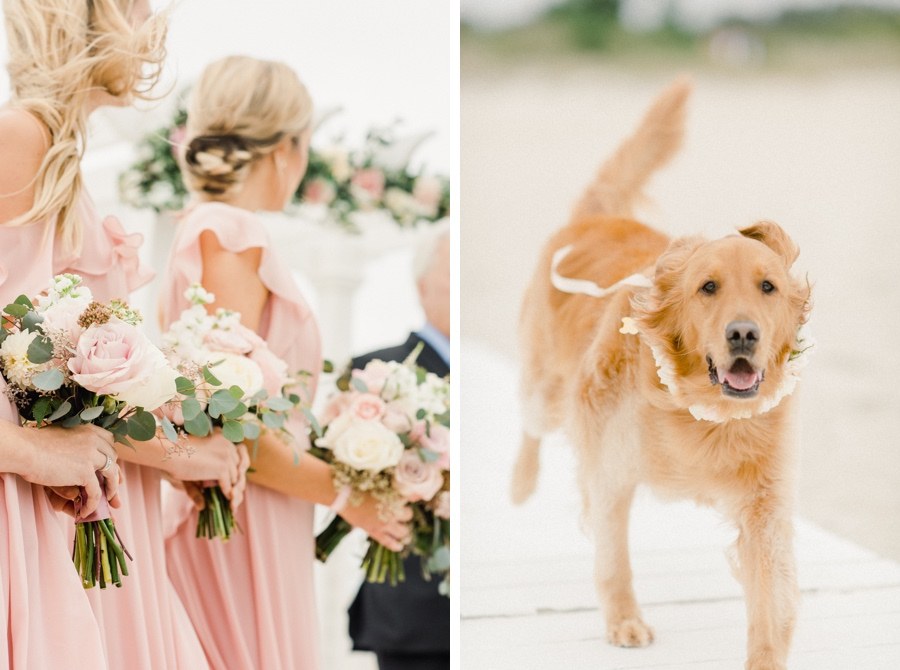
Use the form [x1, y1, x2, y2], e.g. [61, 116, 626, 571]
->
[461, 62, 900, 561]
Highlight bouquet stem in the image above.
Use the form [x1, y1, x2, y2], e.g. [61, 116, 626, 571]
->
[72, 476, 132, 589]
[73, 518, 131, 589]
[196, 485, 236, 540]
[315, 515, 406, 586]
[315, 515, 352, 562]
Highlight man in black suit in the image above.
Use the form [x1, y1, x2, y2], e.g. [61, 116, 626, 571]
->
[348, 224, 450, 670]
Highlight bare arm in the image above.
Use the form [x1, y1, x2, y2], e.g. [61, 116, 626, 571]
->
[248, 431, 411, 551]
[198, 227, 411, 548]
[0, 108, 50, 224]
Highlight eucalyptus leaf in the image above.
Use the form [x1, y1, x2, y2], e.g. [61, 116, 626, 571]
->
[13, 294, 34, 309]
[26, 335, 53, 364]
[60, 415, 83, 429]
[3, 303, 28, 318]
[223, 402, 248, 420]
[262, 411, 285, 430]
[47, 400, 72, 423]
[22, 310, 44, 333]
[416, 368, 427, 385]
[266, 396, 294, 412]
[184, 411, 212, 437]
[416, 408, 427, 421]
[350, 377, 368, 393]
[180, 397, 203, 421]
[32, 368, 63, 391]
[80, 406, 104, 422]
[33, 397, 53, 424]
[100, 413, 120, 429]
[113, 433, 136, 450]
[221, 419, 244, 443]
[208, 390, 239, 419]
[127, 410, 157, 442]
[202, 365, 222, 386]
[322, 359, 334, 374]
[241, 421, 261, 440]
[302, 407, 323, 439]
[0, 329, 7, 345]
[418, 448, 441, 464]
[160, 416, 179, 444]
[175, 376, 195, 395]
[426, 546, 450, 572]
[228, 385, 244, 399]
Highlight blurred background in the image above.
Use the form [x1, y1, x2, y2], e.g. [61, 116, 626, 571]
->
[462, 0, 900, 665]
[2, 2, 454, 669]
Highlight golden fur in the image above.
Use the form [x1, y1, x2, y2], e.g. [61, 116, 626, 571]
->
[512, 79, 811, 670]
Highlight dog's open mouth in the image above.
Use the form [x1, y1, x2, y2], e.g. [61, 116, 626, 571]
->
[707, 356, 763, 398]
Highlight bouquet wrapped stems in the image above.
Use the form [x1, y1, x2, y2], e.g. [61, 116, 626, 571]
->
[196, 483, 236, 541]
[315, 515, 406, 586]
[73, 474, 132, 589]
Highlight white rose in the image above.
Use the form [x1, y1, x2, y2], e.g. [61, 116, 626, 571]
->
[208, 353, 265, 398]
[0, 331, 48, 389]
[320, 146, 352, 183]
[116, 351, 180, 412]
[39, 293, 93, 340]
[332, 420, 405, 472]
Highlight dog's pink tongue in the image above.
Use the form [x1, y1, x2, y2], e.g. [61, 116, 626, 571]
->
[724, 362, 758, 390]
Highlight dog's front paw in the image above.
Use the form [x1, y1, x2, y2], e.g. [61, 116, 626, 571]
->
[745, 649, 786, 670]
[606, 617, 654, 648]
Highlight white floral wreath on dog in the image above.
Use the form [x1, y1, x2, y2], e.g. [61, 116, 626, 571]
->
[551, 244, 814, 423]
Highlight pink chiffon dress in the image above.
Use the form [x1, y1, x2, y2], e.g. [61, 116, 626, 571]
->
[159, 201, 323, 670]
[0, 217, 107, 668]
[54, 194, 209, 670]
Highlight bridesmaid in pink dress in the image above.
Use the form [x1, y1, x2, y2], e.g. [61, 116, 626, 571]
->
[159, 56, 413, 670]
[2, 2, 245, 667]
[54, 195, 249, 670]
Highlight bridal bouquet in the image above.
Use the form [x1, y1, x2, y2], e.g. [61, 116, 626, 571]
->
[311, 346, 450, 593]
[0, 274, 179, 588]
[160, 284, 306, 540]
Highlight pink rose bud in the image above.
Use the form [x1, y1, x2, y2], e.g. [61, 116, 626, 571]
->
[351, 393, 386, 421]
[393, 450, 444, 502]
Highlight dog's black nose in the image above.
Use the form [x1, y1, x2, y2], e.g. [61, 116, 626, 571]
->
[726, 320, 760, 354]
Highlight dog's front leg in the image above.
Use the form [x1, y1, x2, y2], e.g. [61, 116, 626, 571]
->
[586, 482, 654, 648]
[735, 494, 799, 670]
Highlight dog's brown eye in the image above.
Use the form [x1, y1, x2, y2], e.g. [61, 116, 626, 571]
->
[761, 280, 776, 294]
[700, 281, 717, 295]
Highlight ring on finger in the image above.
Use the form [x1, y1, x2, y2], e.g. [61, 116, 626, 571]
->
[99, 454, 113, 473]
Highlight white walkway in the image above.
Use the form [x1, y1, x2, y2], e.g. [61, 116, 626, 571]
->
[462, 343, 900, 669]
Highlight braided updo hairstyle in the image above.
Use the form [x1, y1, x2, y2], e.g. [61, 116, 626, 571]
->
[182, 56, 313, 200]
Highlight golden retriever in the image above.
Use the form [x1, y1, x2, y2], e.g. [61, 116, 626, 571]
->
[511, 79, 812, 670]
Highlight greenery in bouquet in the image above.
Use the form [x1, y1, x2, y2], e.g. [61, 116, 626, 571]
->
[310, 345, 450, 594]
[0, 274, 181, 588]
[160, 284, 309, 540]
[118, 94, 449, 232]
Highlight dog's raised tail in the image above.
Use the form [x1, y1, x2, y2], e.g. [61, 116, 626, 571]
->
[571, 76, 692, 222]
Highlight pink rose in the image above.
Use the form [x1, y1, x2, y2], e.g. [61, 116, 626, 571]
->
[432, 490, 450, 520]
[381, 402, 412, 434]
[69, 320, 178, 411]
[393, 449, 444, 502]
[204, 329, 255, 354]
[419, 424, 450, 470]
[351, 360, 392, 395]
[249, 345, 290, 398]
[412, 175, 444, 218]
[303, 177, 337, 205]
[350, 168, 386, 206]
[320, 393, 353, 426]
[352, 393, 386, 421]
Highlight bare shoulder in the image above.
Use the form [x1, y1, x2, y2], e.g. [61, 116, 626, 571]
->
[0, 108, 51, 223]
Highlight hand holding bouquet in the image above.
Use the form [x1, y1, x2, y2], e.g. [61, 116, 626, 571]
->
[311, 345, 450, 593]
[0, 274, 179, 588]
[159, 284, 307, 540]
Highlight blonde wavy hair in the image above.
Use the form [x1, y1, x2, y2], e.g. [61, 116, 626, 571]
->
[182, 55, 313, 199]
[3, 0, 167, 251]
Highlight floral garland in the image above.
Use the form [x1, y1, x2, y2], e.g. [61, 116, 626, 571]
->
[118, 96, 449, 233]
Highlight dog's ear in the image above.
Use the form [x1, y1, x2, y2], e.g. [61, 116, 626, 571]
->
[653, 236, 705, 291]
[738, 220, 799, 268]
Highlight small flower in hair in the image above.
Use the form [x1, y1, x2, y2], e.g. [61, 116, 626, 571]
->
[194, 151, 233, 176]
